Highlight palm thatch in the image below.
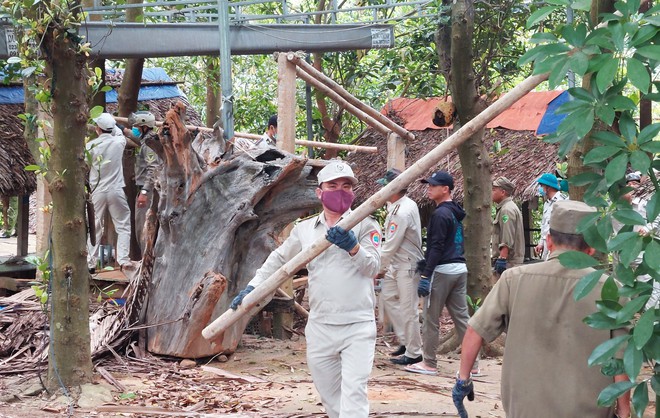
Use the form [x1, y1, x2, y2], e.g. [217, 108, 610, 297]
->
[0, 103, 37, 197]
[347, 121, 561, 212]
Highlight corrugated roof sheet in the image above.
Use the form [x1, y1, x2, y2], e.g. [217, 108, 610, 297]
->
[381, 91, 565, 132]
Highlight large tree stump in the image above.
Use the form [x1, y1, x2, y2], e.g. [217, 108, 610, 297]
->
[144, 103, 319, 358]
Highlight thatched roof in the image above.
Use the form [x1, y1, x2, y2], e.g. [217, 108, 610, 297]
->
[347, 122, 561, 211]
[106, 95, 203, 127]
[0, 104, 37, 196]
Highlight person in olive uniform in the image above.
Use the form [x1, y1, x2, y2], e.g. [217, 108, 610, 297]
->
[491, 177, 525, 276]
[453, 200, 631, 418]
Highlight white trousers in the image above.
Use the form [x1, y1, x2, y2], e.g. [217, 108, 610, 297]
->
[88, 187, 132, 268]
[380, 268, 422, 357]
[305, 320, 376, 418]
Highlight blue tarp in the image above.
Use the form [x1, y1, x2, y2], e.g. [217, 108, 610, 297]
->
[0, 67, 182, 105]
[536, 90, 570, 135]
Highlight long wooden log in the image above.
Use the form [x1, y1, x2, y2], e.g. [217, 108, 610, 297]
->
[288, 53, 415, 141]
[202, 72, 549, 340]
[113, 116, 376, 153]
[295, 68, 392, 137]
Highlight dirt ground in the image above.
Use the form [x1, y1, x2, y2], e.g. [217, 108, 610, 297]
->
[0, 333, 506, 418]
[0, 333, 655, 417]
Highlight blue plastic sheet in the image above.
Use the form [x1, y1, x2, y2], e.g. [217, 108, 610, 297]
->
[536, 91, 570, 135]
[0, 67, 183, 105]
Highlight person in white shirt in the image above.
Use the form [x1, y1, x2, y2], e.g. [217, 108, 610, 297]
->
[86, 113, 134, 271]
[255, 114, 278, 150]
[231, 161, 381, 418]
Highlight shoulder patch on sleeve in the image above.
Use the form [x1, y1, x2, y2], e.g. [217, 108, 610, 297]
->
[370, 231, 381, 248]
[387, 222, 398, 237]
[502, 214, 509, 223]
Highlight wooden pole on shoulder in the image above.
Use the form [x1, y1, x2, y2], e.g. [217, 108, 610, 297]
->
[202, 72, 548, 341]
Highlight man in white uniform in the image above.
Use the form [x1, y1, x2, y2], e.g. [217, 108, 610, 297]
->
[375, 169, 424, 365]
[534, 172, 567, 260]
[86, 113, 134, 271]
[231, 161, 381, 418]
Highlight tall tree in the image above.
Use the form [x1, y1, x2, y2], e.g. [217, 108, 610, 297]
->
[5, 0, 94, 389]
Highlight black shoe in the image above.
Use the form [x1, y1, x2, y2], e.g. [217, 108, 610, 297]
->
[390, 345, 406, 357]
[391, 355, 422, 365]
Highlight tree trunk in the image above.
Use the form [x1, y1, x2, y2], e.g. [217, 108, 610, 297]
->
[437, 0, 492, 301]
[117, 0, 146, 260]
[205, 57, 221, 128]
[567, 0, 616, 200]
[41, 5, 94, 388]
[143, 103, 320, 358]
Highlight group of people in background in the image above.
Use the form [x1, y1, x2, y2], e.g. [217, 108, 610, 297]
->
[230, 158, 642, 418]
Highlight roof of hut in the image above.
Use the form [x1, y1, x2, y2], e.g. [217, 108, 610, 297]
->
[347, 115, 562, 212]
[0, 104, 37, 196]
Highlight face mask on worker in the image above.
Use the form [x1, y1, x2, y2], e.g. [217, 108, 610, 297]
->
[538, 186, 545, 197]
[321, 189, 355, 213]
[132, 127, 142, 138]
[272, 133, 278, 141]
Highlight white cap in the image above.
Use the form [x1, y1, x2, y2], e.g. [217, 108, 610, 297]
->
[317, 161, 357, 185]
[93, 113, 116, 131]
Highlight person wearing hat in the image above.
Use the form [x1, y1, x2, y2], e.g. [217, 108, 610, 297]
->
[230, 160, 381, 418]
[452, 200, 631, 418]
[374, 169, 424, 365]
[86, 112, 135, 271]
[534, 173, 568, 260]
[405, 170, 473, 376]
[491, 177, 525, 275]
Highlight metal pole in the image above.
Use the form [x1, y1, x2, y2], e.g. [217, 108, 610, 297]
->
[218, 0, 233, 139]
[305, 52, 315, 158]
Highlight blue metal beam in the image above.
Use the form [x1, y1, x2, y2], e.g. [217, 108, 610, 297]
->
[0, 23, 394, 59]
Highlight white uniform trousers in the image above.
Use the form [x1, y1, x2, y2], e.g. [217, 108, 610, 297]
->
[305, 319, 376, 418]
[380, 268, 422, 358]
[88, 187, 132, 268]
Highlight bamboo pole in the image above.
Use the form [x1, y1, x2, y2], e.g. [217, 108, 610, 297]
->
[288, 53, 415, 141]
[295, 68, 392, 137]
[202, 72, 549, 340]
[113, 116, 376, 153]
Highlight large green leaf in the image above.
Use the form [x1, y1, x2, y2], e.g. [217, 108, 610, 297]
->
[549, 57, 572, 89]
[618, 114, 638, 143]
[591, 131, 626, 147]
[604, 153, 629, 186]
[632, 382, 649, 418]
[583, 225, 608, 253]
[608, 232, 640, 252]
[623, 340, 643, 380]
[568, 172, 602, 186]
[597, 380, 637, 407]
[558, 251, 599, 269]
[596, 56, 618, 93]
[627, 58, 651, 93]
[635, 45, 660, 61]
[646, 194, 660, 225]
[637, 123, 660, 144]
[629, 150, 651, 174]
[643, 240, 660, 271]
[616, 295, 649, 324]
[584, 311, 620, 329]
[633, 309, 655, 349]
[639, 140, 660, 153]
[526, 6, 558, 28]
[588, 334, 630, 366]
[614, 263, 636, 287]
[573, 269, 606, 301]
[583, 146, 622, 165]
[602, 276, 619, 302]
[619, 235, 644, 267]
[612, 209, 647, 226]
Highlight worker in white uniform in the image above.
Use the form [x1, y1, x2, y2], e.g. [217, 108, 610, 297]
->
[231, 161, 381, 418]
[86, 113, 134, 271]
[375, 168, 424, 364]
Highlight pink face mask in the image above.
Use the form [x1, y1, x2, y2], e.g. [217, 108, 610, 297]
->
[321, 189, 355, 213]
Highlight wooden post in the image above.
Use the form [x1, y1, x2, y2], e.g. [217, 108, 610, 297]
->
[16, 195, 29, 257]
[386, 133, 405, 171]
[274, 51, 298, 340]
[202, 72, 550, 340]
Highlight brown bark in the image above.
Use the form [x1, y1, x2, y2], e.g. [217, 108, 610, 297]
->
[143, 103, 320, 357]
[205, 57, 221, 128]
[437, 0, 492, 301]
[40, 1, 94, 387]
[566, 0, 616, 200]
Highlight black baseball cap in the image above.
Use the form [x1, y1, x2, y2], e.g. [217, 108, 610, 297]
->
[421, 170, 454, 190]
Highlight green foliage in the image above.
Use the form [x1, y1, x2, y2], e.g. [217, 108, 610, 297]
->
[529, 2, 660, 415]
[26, 251, 50, 309]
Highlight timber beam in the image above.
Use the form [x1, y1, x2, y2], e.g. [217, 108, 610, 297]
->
[0, 23, 394, 59]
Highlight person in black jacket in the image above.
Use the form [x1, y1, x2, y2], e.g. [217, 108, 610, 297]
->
[405, 170, 473, 375]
